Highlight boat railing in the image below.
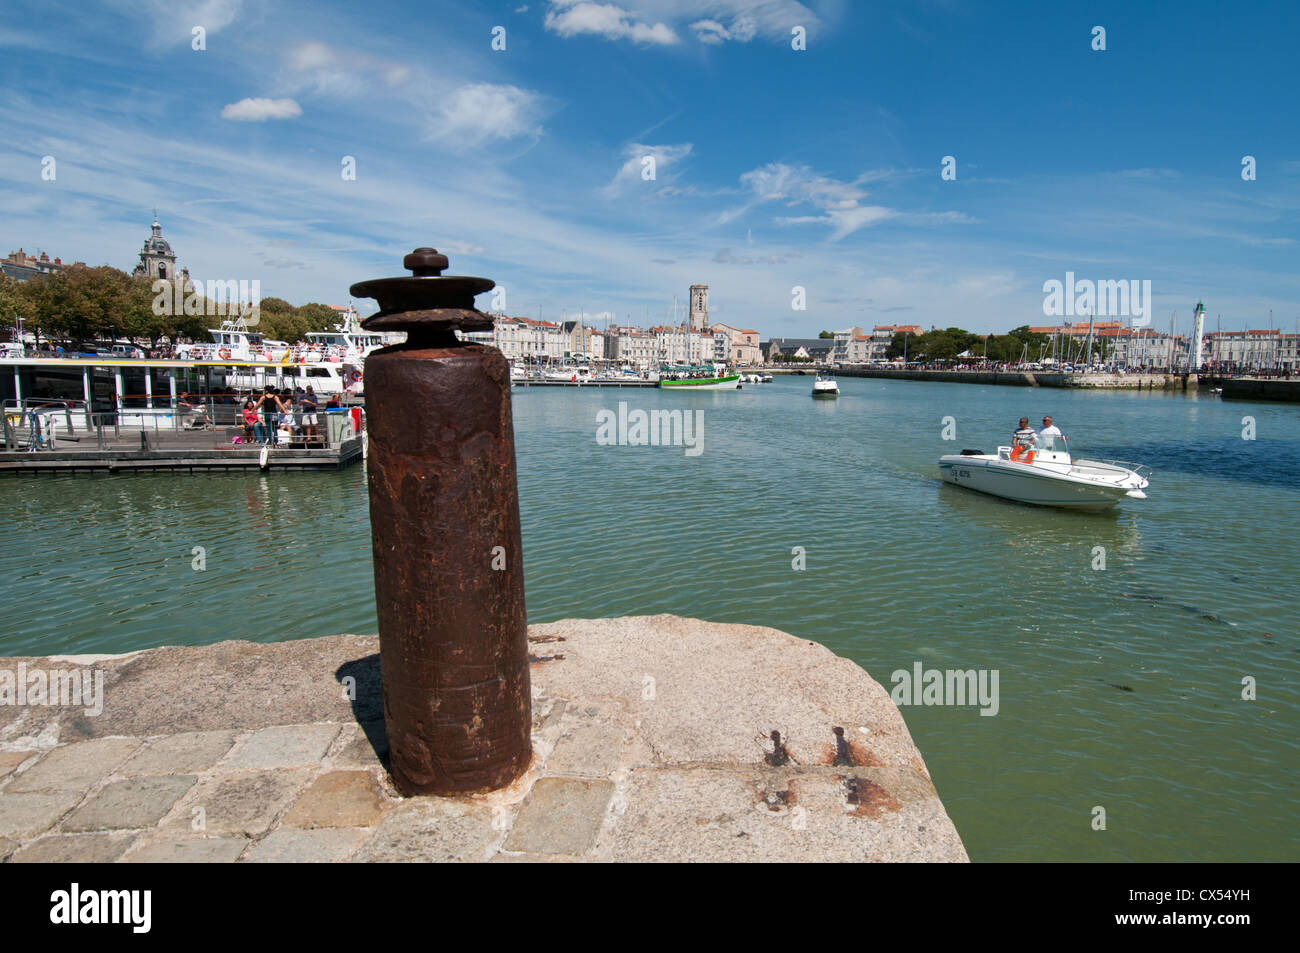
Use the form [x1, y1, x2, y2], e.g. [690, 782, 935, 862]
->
[1084, 457, 1152, 479]
[3, 396, 365, 452]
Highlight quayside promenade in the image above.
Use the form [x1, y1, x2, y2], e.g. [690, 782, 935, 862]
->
[0, 615, 967, 863]
[833, 367, 1189, 389]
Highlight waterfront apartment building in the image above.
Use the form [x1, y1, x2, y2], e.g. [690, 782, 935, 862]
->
[1203, 330, 1300, 373]
[832, 326, 871, 364]
[711, 322, 762, 365]
[865, 325, 923, 362]
[606, 326, 658, 369]
[559, 320, 605, 361]
[651, 325, 716, 365]
[1029, 323, 1186, 368]
[491, 315, 566, 360]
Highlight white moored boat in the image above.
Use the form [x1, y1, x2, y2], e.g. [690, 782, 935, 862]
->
[938, 436, 1150, 510]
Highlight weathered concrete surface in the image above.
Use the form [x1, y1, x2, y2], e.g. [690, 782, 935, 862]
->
[0, 616, 967, 862]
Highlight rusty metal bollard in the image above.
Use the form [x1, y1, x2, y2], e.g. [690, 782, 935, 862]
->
[350, 248, 531, 796]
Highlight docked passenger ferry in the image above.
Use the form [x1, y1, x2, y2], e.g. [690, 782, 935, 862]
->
[2, 318, 364, 430]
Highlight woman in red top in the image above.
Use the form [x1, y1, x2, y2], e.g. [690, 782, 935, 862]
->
[241, 400, 264, 443]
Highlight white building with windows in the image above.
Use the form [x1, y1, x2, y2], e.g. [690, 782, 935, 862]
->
[490, 315, 566, 360]
[711, 323, 762, 365]
[832, 326, 870, 364]
[606, 326, 658, 369]
[651, 325, 716, 365]
[1203, 329, 1299, 372]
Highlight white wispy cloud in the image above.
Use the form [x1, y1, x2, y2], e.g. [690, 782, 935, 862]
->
[220, 97, 302, 121]
[428, 83, 545, 147]
[725, 162, 895, 240]
[605, 142, 693, 195]
[724, 163, 975, 240]
[285, 40, 413, 97]
[690, 16, 755, 44]
[122, 0, 244, 47]
[544, 1, 678, 44]
[545, 1, 817, 45]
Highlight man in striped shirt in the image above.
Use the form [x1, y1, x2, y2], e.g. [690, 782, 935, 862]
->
[1011, 417, 1036, 461]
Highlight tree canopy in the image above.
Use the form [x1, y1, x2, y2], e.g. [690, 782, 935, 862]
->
[2, 265, 341, 346]
[885, 325, 1052, 363]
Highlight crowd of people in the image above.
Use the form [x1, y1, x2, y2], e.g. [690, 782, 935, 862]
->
[175, 384, 344, 445]
[238, 385, 341, 445]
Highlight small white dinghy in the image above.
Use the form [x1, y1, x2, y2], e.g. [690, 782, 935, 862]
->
[938, 436, 1150, 510]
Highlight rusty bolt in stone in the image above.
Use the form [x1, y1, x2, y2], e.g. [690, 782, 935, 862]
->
[350, 247, 531, 796]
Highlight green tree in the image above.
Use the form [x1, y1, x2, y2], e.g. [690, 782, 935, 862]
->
[0, 273, 20, 340]
[885, 329, 916, 360]
[818, 329, 833, 339]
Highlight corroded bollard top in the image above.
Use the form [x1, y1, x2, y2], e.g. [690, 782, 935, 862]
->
[350, 247, 495, 333]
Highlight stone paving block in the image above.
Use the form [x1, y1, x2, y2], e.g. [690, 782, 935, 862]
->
[0, 836, 17, 860]
[0, 791, 83, 838]
[505, 777, 613, 856]
[10, 832, 136, 863]
[168, 769, 311, 837]
[118, 731, 238, 776]
[222, 724, 340, 771]
[122, 836, 247, 863]
[62, 775, 197, 832]
[4, 737, 142, 793]
[0, 750, 37, 780]
[243, 828, 368, 862]
[329, 723, 387, 768]
[282, 770, 387, 829]
[354, 799, 496, 862]
[546, 722, 627, 778]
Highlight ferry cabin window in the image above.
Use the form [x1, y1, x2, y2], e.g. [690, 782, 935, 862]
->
[307, 368, 332, 378]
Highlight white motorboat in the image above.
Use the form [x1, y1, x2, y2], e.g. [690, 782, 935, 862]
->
[543, 365, 593, 383]
[812, 374, 839, 398]
[938, 436, 1150, 510]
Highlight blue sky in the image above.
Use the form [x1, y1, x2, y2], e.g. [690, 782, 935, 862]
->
[1, 0, 1297, 337]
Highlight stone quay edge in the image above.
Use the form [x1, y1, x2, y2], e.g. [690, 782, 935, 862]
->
[0, 615, 968, 862]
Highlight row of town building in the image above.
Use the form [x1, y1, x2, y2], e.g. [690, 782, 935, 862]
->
[1026, 320, 1300, 372]
[476, 314, 1298, 372]
[479, 319, 922, 368]
[763, 321, 1298, 372]
[477, 314, 764, 367]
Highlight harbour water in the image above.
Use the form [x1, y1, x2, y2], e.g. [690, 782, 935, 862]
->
[2, 376, 1297, 862]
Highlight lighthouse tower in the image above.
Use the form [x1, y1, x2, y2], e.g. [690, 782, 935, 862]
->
[1188, 301, 1206, 371]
